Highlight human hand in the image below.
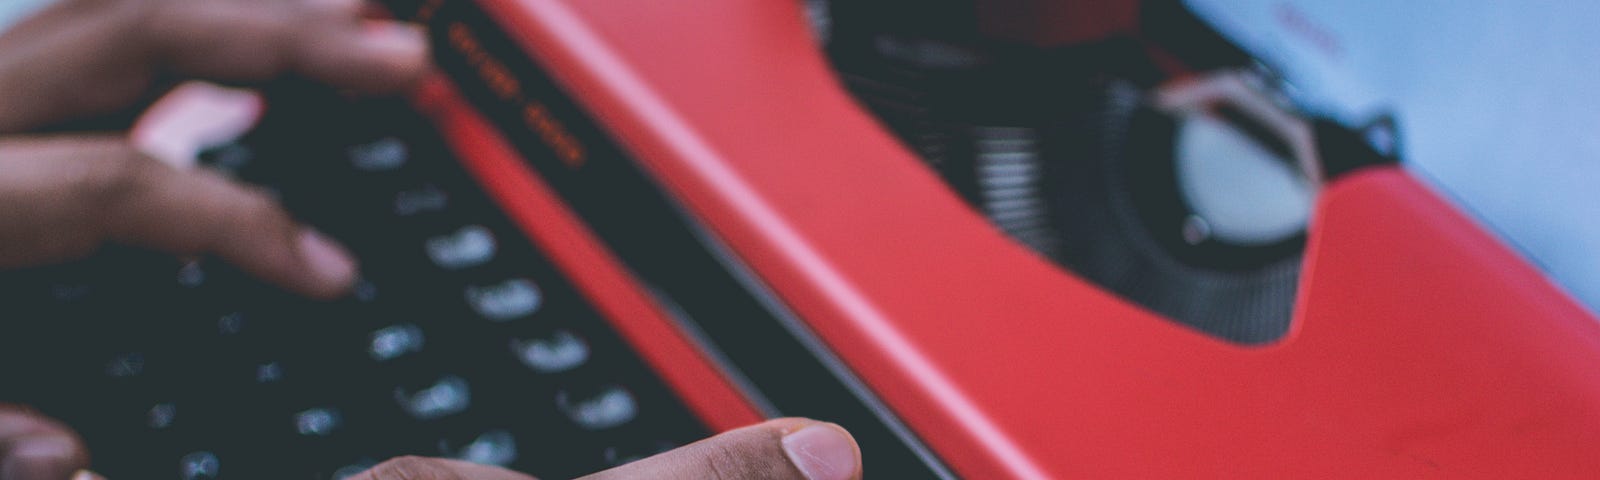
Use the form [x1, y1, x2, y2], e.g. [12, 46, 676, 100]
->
[0, 412, 861, 480]
[355, 419, 862, 480]
[0, 0, 431, 297]
[0, 1, 422, 477]
[0, 405, 95, 480]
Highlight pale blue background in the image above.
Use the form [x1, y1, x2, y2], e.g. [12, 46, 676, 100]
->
[1187, 0, 1600, 315]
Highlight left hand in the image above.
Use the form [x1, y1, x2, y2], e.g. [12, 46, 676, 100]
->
[0, 1, 429, 478]
[0, 0, 429, 132]
[0, 405, 94, 480]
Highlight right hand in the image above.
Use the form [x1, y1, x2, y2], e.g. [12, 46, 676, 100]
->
[357, 418, 863, 480]
[0, 408, 862, 480]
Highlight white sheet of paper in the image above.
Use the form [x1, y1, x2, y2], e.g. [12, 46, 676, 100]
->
[1187, 0, 1600, 314]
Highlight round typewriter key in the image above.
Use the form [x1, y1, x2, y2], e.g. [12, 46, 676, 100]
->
[464, 278, 543, 322]
[368, 324, 427, 362]
[555, 384, 640, 431]
[439, 428, 519, 467]
[395, 375, 472, 421]
[510, 329, 590, 374]
[424, 225, 499, 271]
[348, 137, 410, 173]
[293, 407, 345, 437]
[178, 450, 221, 480]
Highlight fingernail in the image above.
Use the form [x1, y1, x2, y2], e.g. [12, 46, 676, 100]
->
[304, 0, 361, 15]
[1, 436, 75, 480]
[359, 23, 429, 63]
[782, 423, 859, 480]
[298, 229, 358, 291]
[71, 470, 104, 480]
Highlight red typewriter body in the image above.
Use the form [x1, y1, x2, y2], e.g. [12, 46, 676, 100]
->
[401, 0, 1600, 477]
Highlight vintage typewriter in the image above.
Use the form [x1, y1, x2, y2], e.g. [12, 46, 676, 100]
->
[3, 0, 1599, 478]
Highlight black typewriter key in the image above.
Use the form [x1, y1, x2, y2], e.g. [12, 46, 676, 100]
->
[81, 342, 183, 418]
[393, 183, 452, 217]
[178, 450, 223, 480]
[437, 427, 521, 468]
[283, 406, 360, 471]
[192, 311, 261, 357]
[327, 458, 382, 480]
[90, 399, 189, 474]
[510, 328, 591, 374]
[169, 442, 292, 480]
[291, 407, 345, 438]
[424, 224, 499, 271]
[104, 352, 148, 379]
[361, 335, 446, 394]
[442, 384, 576, 478]
[367, 324, 427, 363]
[91, 398, 257, 478]
[391, 189, 505, 258]
[337, 137, 425, 202]
[65, 352, 156, 441]
[348, 137, 411, 173]
[555, 384, 641, 431]
[351, 277, 380, 303]
[8, 93, 714, 479]
[147, 402, 179, 430]
[254, 358, 288, 382]
[394, 374, 473, 422]
[176, 261, 208, 289]
[48, 281, 94, 304]
[464, 277, 543, 323]
[290, 398, 423, 475]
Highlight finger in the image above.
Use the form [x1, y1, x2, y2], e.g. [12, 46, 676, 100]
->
[0, 0, 428, 131]
[357, 456, 537, 480]
[146, 1, 430, 91]
[0, 405, 90, 480]
[581, 418, 861, 480]
[0, 135, 358, 299]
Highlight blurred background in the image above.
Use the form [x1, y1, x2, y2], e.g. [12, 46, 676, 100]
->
[1187, 0, 1600, 314]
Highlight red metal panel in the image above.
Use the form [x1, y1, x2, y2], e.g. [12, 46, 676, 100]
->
[472, 0, 1600, 477]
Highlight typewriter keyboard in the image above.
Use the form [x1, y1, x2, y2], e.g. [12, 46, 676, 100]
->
[0, 90, 708, 479]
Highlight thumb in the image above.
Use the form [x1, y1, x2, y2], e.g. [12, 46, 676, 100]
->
[0, 405, 90, 480]
[581, 418, 861, 480]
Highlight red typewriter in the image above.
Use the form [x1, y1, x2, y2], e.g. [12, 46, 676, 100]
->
[2, 0, 1598, 478]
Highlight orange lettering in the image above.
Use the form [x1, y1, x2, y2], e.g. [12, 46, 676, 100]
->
[450, 23, 586, 168]
[522, 104, 586, 168]
[481, 60, 520, 100]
